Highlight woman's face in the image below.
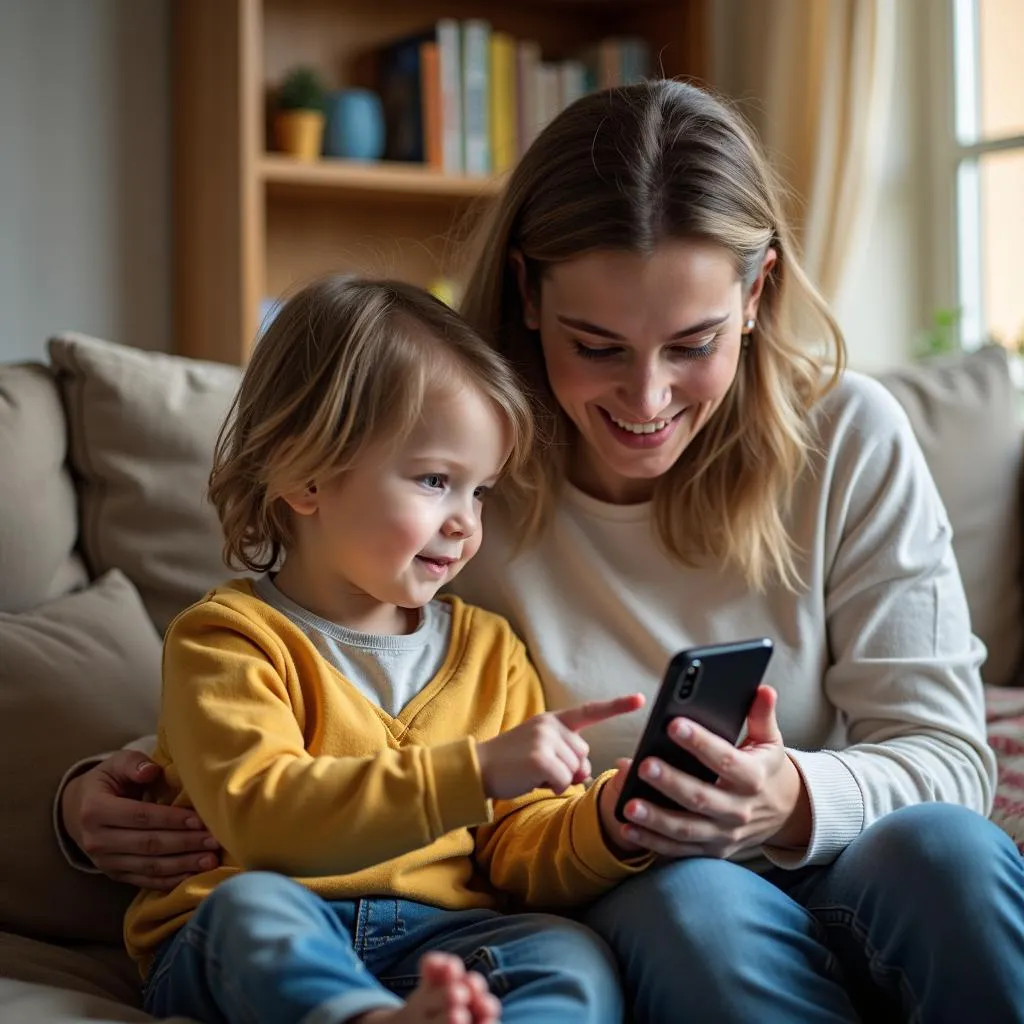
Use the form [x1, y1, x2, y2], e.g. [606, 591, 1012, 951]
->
[526, 239, 771, 504]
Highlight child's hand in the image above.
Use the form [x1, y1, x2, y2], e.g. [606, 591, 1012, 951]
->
[476, 694, 644, 800]
[597, 759, 647, 856]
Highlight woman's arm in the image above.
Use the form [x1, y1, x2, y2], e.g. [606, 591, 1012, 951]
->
[777, 379, 996, 865]
[57, 740, 222, 889]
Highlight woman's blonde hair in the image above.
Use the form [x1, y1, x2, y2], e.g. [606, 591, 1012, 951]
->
[459, 79, 846, 591]
[209, 276, 534, 573]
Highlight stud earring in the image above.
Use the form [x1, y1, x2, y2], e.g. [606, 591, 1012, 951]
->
[744, 318, 755, 333]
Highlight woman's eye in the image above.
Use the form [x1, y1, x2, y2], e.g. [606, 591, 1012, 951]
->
[419, 474, 447, 490]
[670, 336, 719, 360]
[573, 340, 621, 360]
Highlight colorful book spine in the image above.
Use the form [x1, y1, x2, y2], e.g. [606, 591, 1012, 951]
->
[420, 41, 442, 170]
[489, 31, 518, 173]
[379, 31, 433, 162]
[437, 19, 463, 174]
[462, 19, 491, 176]
[516, 39, 541, 155]
[560, 60, 588, 110]
[538, 62, 561, 133]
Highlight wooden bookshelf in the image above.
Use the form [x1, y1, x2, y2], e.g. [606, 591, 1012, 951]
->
[173, 0, 708, 365]
[260, 154, 504, 200]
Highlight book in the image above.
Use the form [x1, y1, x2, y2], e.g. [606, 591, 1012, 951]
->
[517, 39, 542, 155]
[378, 30, 434, 162]
[462, 19, 492, 176]
[437, 19, 464, 174]
[421, 41, 442, 169]
[490, 31, 518, 173]
[560, 59, 588, 110]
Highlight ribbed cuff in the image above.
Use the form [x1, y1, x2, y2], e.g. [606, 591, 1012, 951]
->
[300, 989, 403, 1024]
[424, 737, 492, 837]
[763, 749, 865, 869]
[570, 772, 657, 881]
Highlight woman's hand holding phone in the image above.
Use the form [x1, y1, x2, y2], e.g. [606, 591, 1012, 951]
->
[613, 684, 812, 859]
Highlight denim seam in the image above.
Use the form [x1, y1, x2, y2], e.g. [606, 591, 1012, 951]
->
[812, 902, 920, 1020]
[359, 898, 409, 952]
[464, 946, 506, 996]
[353, 899, 369, 959]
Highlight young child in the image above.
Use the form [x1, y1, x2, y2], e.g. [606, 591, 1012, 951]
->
[125, 276, 650, 1024]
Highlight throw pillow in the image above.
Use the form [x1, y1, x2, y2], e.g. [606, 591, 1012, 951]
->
[878, 345, 1023, 687]
[0, 570, 161, 944]
[0, 364, 87, 614]
[48, 333, 244, 634]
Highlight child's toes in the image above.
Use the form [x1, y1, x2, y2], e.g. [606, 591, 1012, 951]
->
[465, 971, 501, 1022]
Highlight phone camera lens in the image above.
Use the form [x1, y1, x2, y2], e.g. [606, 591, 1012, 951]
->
[678, 660, 701, 700]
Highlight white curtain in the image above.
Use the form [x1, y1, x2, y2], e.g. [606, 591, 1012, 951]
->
[710, 0, 897, 304]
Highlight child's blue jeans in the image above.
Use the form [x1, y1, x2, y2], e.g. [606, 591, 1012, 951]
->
[142, 871, 622, 1024]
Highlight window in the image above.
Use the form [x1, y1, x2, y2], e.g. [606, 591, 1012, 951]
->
[949, 0, 1024, 350]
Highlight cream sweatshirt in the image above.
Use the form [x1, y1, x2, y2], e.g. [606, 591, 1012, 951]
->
[452, 371, 997, 869]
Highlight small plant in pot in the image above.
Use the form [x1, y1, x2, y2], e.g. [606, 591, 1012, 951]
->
[274, 66, 327, 161]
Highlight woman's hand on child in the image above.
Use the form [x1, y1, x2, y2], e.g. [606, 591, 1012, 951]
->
[477, 694, 645, 801]
[614, 685, 813, 860]
[61, 750, 221, 889]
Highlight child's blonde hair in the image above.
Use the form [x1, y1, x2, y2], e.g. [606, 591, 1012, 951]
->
[209, 276, 534, 573]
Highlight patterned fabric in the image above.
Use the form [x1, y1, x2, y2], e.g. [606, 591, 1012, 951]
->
[985, 685, 1024, 853]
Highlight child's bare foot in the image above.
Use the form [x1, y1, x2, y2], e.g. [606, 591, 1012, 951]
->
[358, 952, 500, 1023]
[464, 969, 501, 1023]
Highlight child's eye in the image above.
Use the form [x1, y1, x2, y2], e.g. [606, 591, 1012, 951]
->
[418, 474, 447, 490]
[473, 485, 491, 502]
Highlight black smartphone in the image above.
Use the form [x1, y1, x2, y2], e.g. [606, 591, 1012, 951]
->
[614, 638, 774, 823]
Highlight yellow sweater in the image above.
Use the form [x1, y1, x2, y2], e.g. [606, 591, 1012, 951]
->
[125, 582, 648, 972]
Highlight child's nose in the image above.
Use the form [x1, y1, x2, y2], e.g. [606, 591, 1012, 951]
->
[443, 504, 479, 537]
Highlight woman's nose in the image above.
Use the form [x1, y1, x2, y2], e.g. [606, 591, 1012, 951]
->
[622, 370, 671, 420]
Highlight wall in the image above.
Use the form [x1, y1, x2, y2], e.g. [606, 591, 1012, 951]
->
[0, 0, 171, 363]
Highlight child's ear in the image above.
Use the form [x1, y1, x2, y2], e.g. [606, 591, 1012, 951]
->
[281, 482, 319, 516]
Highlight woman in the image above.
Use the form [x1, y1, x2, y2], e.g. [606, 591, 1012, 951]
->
[60, 81, 1024, 1022]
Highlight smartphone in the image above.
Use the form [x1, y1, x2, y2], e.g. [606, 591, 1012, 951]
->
[614, 638, 774, 823]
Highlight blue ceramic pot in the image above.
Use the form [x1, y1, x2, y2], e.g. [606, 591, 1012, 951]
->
[323, 89, 386, 161]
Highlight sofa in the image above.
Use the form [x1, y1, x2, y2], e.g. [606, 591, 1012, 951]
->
[1, 332, 1023, 1023]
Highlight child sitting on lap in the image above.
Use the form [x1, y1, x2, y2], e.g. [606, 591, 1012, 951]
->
[126, 276, 649, 1024]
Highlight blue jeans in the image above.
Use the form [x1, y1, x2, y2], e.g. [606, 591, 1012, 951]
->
[143, 871, 622, 1024]
[583, 803, 1024, 1023]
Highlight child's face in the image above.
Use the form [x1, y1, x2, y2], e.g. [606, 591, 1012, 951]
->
[290, 383, 509, 613]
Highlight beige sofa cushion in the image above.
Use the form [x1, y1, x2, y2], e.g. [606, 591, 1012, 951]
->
[0, 932, 197, 1024]
[0, 364, 88, 614]
[0, 570, 161, 944]
[878, 345, 1023, 687]
[0, 931, 141, 1011]
[48, 333, 243, 634]
[0, 979, 152, 1024]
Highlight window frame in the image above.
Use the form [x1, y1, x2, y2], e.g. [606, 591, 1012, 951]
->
[930, 0, 1024, 350]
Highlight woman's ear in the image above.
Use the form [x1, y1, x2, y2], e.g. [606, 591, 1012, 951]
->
[281, 482, 319, 517]
[509, 249, 540, 330]
[744, 247, 778, 324]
